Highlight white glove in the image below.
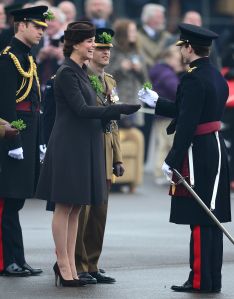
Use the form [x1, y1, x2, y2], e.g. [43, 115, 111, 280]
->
[162, 162, 173, 183]
[8, 147, 24, 160]
[39, 144, 47, 162]
[138, 87, 159, 107]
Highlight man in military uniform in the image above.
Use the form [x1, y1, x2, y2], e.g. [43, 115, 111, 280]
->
[0, 6, 50, 276]
[75, 28, 124, 284]
[139, 24, 231, 293]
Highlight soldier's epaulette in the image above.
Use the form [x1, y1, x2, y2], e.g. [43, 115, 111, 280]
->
[0, 46, 10, 57]
[187, 66, 197, 73]
[105, 72, 113, 78]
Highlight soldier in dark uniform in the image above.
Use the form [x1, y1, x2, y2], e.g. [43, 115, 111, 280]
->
[75, 28, 124, 284]
[139, 24, 231, 293]
[0, 6, 50, 276]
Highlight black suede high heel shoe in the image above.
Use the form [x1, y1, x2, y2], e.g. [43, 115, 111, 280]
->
[53, 263, 85, 287]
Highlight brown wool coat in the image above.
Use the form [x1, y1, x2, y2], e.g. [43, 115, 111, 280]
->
[137, 27, 172, 69]
[36, 58, 121, 205]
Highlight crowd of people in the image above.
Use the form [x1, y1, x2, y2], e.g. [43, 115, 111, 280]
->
[0, 0, 233, 189]
[0, 0, 233, 294]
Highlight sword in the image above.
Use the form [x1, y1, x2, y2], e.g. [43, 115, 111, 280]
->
[172, 168, 234, 245]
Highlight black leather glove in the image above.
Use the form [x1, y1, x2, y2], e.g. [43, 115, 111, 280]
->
[113, 162, 125, 177]
[118, 104, 141, 115]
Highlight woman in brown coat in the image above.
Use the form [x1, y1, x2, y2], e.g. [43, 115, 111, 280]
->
[36, 21, 140, 287]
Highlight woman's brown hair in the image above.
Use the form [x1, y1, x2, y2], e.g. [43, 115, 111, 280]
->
[63, 40, 76, 57]
[113, 18, 138, 52]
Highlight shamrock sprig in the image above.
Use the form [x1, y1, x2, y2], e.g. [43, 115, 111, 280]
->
[43, 10, 55, 21]
[89, 75, 104, 94]
[143, 81, 152, 90]
[99, 32, 112, 44]
[11, 119, 26, 131]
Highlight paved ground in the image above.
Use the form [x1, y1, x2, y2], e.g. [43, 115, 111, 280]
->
[1, 174, 234, 299]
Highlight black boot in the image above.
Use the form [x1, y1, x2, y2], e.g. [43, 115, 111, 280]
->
[21, 262, 43, 275]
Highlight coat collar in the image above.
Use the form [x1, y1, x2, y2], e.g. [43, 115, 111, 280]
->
[63, 57, 90, 83]
[189, 57, 210, 68]
[10, 37, 31, 54]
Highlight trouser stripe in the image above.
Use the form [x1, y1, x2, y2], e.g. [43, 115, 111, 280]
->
[193, 225, 201, 289]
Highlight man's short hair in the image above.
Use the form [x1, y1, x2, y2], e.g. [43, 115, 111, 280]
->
[141, 4, 165, 24]
[184, 43, 210, 57]
[14, 21, 27, 33]
[50, 7, 66, 24]
[191, 45, 210, 56]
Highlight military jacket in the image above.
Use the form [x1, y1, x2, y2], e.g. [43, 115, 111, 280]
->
[0, 37, 41, 198]
[87, 68, 123, 180]
[155, 57, 231, 225]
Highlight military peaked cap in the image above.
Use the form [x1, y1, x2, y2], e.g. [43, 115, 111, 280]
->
[95, 28, 114, 48]
[176, 23, 218, 47]
[5, 3, 23, 15]
[10, 5, 49, 28]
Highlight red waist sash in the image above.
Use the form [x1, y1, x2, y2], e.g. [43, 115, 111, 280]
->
[194, 121, 221, 135]
[16, 101, 40, 112]
[169, 121, 221, 197]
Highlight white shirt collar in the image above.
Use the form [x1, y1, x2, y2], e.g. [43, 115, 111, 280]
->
[143, 25, 156, 38]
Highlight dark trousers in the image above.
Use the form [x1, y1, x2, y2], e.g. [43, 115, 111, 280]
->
[140, 113, 154, 162]
[0, 198, 26, 271]
[189, 225, 223, 291]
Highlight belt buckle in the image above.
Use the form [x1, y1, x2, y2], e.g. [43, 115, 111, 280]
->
[103, 97, 108, 104]
[105, 128, 112, 134]
[104, 124, 112, 133]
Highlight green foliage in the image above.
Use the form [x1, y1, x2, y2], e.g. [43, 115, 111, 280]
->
[99, 32, 112, 43]
[43, 10, 55, 21]
[143, 81, 153, 90]
[11, 119, 26, 131]
[89, 75, 104, 94]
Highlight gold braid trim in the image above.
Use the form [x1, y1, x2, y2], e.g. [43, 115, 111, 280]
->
[1, 47, 41, 103]
[8, 51, 34, 78]
[16, 78, 26, 96]
[2, 46, 11, 54]
[16, 72, 34, 103]
[34, 63, 41, 101]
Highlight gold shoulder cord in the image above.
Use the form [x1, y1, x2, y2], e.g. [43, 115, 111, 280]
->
[187, 66, 197, 73]
[1, 47, 41, 103]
